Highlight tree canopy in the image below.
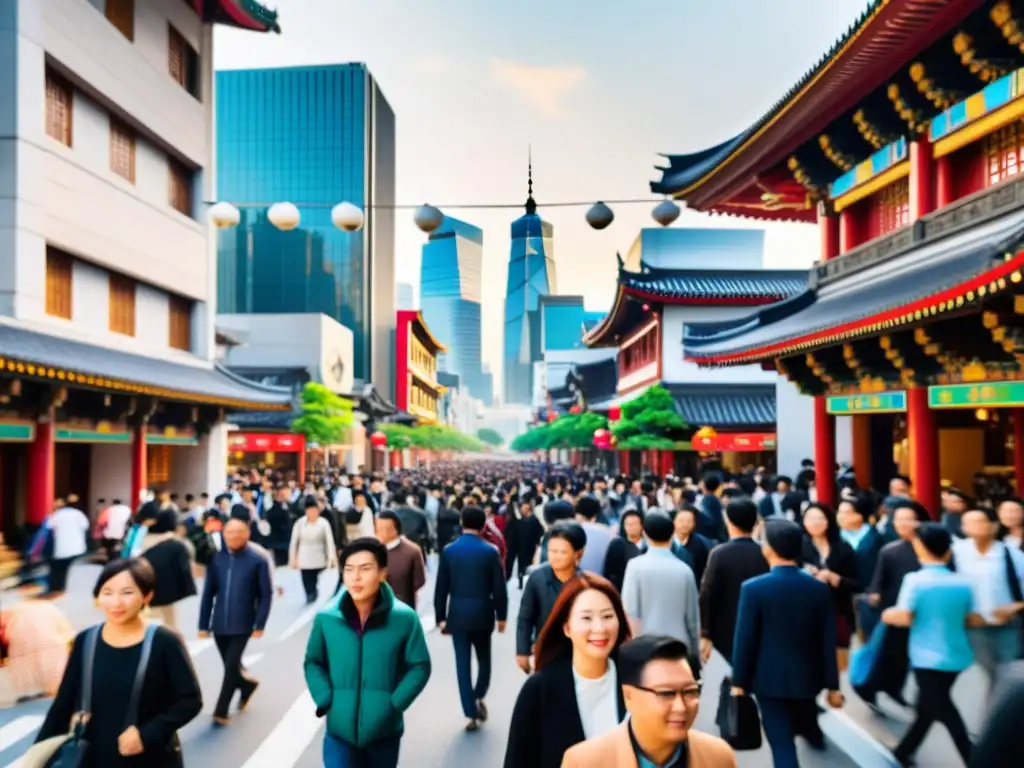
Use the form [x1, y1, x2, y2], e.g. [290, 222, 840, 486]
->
[377, 423, 485, 452]
[290, 382, 354, 446]
[476, 427, 504, 446]
[509, 411, 608, 452]
[610, 384, 686, 450]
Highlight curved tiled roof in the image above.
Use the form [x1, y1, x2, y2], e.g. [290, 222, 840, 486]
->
[668, 384, 776, 427]
[622, 268, 807, 301]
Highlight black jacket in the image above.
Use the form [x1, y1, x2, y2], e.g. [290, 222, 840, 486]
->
[504, 658, 625, 768]
[263, 502, 293, 551]
[800, 536, 860, 638]
[603, 537, 642, 594]
[395, 506, 430, 551]
[516, 565, 579, 656]
[698, 536, 768, 661]
[435, 505, 461, 550]
[140, 538, 196, 608]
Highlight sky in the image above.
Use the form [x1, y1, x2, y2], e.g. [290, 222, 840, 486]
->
[215, 0, 873, 390]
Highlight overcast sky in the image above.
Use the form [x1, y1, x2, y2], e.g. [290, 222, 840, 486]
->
[216, 0, 872, 384]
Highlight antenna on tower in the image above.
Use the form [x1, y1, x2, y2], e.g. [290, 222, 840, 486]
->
[525, 146, 537, 215]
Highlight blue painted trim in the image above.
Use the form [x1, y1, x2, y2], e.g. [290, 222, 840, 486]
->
[930, 69, 1021, 142]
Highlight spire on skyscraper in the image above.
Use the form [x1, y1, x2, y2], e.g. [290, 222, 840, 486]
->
[525, 146, 537, 216]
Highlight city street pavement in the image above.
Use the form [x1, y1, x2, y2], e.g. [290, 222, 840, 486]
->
[0, 557, 862, 767]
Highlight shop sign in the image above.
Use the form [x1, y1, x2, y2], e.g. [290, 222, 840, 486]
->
[228, 432, 304, 452]
[827, 392, 907, 414]
[146, 425, 198, 446]
[692, 433, 777, 451]
[56, 422, 130, 443]
[929, 382, 1024, 408]
[0, 422, 34, 442]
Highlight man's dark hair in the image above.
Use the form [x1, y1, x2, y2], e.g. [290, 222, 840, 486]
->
[378, 509, 403, 534]
[185, 493, 195, 503]
[548, 520, 587, 551]
[721, 487, 744, 501]
[574, 496, 602, 521]
[703, 474, 721, 493]
[916, 522, 953, 558]
[618, 635, 691, 687]
[643, 511, 674, 544]
[303, 496, 320, 509]
[892, 498, 931, 523]
[461, 505, 486, 531]
[94, 557, 156, 599]
[725, 498, 758, 534]
[764, 518, 803, 561]
[340, 537, 388, 569]
[229, 504, 251, 521]
[543, 499, 574, 526]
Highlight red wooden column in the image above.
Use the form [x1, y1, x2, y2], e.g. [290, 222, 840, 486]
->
[907, 387, 940, 519]
[819, 206, 840, 261]
[130, 422, 147, 509]
[813, 397, 837, 508]
[659, 450, 675, 477]
[26, 413, 55, 526]
[619, 450, 630, 475]
[935, 155, 954, 208]
[910, 136, 935, 220]
[1014, 411, 1024, 494]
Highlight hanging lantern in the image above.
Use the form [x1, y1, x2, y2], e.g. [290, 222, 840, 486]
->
[651, 199, 681, 227]
[592, 428, 611, 449]
[569, 403, 583, 415]
[369, 431, 388, 449]
[413, 204, 444, 233]
[608, 404, 621, 422]
[547, 411, 558, 423]
[331, 202, 364, 232]
[209, 201, 241, 229]
[267, 202, 301, 231]
[585, 201, 614, 230]
[694, 426, 718, 440]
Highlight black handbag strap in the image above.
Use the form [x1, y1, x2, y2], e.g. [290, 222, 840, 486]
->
[1004, 546, 1024, 603]
[78, 626, 100, 716]
[124, 624, 158, 729]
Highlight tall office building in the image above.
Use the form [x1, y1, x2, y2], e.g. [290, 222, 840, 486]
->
[397, 282, 416, 310]
[420, 216, 493, 405]
[215, 64, 396, 396]
[503, 165, 556, 405]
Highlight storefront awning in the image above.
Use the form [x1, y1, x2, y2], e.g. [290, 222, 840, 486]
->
[0, 323, 291, 410]
[684, 206, 1024, 364]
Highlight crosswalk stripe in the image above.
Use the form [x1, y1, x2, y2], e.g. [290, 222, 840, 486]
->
[187, 638, 214, 657]
[239, 691, 320, 768]
[279, 605, 320, 642]
[0, 715, 44, 753]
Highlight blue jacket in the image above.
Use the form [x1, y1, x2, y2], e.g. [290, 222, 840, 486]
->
[199, 545, 272, 635]
[732, 565, 839, 700]
[434, 533, 508, 633]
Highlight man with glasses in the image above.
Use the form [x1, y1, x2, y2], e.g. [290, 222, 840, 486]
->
[562, 635, 736, 767]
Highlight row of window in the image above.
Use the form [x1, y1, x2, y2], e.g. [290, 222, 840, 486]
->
[45, 69, 193, 217]
[409, 384, 438, 413]
[45, 247, 192, 351]
[409, 337, 436, 374]
[88, 0, 202, 100]
[621, 326, 659, 375]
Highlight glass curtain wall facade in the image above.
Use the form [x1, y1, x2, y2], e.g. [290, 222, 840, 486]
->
[420, 217, 492, 405]
[503, 212, 556, 405]
[216, 64, 396, 393]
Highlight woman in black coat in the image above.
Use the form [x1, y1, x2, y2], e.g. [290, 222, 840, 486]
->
[36, 559, 201, 766]
[603, 509, 645, 593]
[139, 512, 195, 632]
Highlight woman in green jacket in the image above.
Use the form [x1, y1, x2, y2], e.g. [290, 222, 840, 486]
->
[304, 537, 431, 767]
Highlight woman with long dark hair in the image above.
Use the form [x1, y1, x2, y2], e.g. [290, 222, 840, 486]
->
[504, 574, 631, 768]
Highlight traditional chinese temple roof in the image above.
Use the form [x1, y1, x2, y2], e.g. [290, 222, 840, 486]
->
[0, 323, 291, 410]
[667, 383, 776, 428]
[192, 0, 280, 33]
[398, 310, 447, 356]
[684, 202, 1024, 364]
[547, 355, 618, 410]
[651, 0, 1012, 219]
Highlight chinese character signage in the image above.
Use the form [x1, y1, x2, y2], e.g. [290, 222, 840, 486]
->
[228, 433, 305, 452]
[826, 392, 907, 415]
[928, 382, 1024, 408]
[692, 433, 776, 451]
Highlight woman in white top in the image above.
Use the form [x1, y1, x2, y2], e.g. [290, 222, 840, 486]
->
[289, 497, 337, 604]
[504, 573, 631, 768]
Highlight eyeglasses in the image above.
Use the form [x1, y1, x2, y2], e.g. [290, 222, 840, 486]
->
[633, 683, 703, 705]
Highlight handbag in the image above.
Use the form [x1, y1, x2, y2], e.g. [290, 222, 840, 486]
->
[850, 622, 887, 692]
[715, 675, 762, 751]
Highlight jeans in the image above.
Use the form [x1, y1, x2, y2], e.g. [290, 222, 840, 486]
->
[301, 568, 324, 603]
[213, 634, 256, 717]
[757, 697, 822, 768]
[323, 733, 400, 768]
[452, 630, 492, 719]
[968, 624, 1020, 700]
[894, 668, 972, 765]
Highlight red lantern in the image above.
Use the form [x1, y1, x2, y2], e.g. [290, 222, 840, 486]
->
[547, 411, 558, 423]
[569, 404, 582, 415]
[369, 431, 388, 449]
[608, 404, 621, 422]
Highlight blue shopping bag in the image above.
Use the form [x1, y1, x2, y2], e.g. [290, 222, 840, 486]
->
[849, 622, 886, 689]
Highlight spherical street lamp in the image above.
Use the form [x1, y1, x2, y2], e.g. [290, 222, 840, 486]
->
[652, 199, 681, 227]
[586, 201, 615, 230]
[267, 202, 301, 231]
[209, 201, 241, 229]
[413, 204, 444, 234]
[331, 202, 364, 232]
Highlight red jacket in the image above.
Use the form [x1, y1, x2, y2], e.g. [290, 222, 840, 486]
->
[482, 519, 507, 568]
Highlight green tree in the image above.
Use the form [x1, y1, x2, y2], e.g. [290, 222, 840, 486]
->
[509, 423, 552, 452]
[509, 412, 608, 453]
[290, 382, 354, 446]
[476, 427, 504, 447]
[378, 423, 485, 452]
[610, 385, 685, 450]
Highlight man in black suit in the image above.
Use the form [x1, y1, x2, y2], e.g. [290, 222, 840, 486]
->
[434, 505, 508, 732]
[732, 519, 843, 768]
[395, 490, 431, 553]
[698, 498, 769, 665]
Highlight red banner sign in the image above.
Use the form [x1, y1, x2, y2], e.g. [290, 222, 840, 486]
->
[693, 433, 776, 451]
[229, 433, 305, 453]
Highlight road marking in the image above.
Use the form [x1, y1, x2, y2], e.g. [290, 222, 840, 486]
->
[239, 691, 320, 768]
[187, 638, 214, 657]
[279, 605, 320, 642]
[0, 714, 44, 753]
[820, 706, 901, 767]
[242, 653, 264, 667]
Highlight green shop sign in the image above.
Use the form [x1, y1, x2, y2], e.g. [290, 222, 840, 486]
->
[147, 434, 198, 446]
[929, 382, 1024, 408]
[55, 428, 130, 443]
[0, 423, 34, 442]
[826, 392, 907, 415]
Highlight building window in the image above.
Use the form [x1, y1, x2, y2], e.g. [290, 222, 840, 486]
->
[984, 122, 1024, 186]
[109, 274, 136, 336]
[45, 248, 73, 319]
[168, 296, 192, 351]
[104, 0, 134, 40]
[866, 177, 910, 238]
[45, 69, 73, 146]
[147, 445, 171, 485]
[621, 325, 658, 374]
[168, 25, 201, 99]
[168, 158, 193, 217]
[109, 117, 135, 183]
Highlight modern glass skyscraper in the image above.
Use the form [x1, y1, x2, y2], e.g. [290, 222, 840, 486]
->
[420, 216, 492, 405]
[503, 174, 556, 405]
[215, 64, 396, 395]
